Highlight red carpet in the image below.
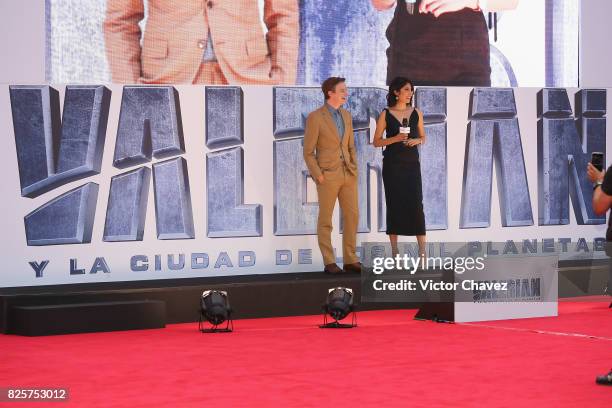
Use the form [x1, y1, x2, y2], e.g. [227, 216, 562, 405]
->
[1, 300, 611, 407]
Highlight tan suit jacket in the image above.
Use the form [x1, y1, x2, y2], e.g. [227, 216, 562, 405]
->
[303, 105, 358, 181]
[104, 0, 299, 84]
[303, 104, 359, 266]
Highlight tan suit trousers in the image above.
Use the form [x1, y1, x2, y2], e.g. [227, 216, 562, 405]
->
[316, 165, 359, 266]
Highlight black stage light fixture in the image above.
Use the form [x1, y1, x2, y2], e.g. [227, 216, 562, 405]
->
[320, 287, 357, 328]
[199, 290, 233, 333]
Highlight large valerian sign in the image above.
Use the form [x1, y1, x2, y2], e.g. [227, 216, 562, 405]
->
[1, 85, 607, 286]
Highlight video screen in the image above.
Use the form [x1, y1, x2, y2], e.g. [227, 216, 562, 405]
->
[46, 0, 578, 87]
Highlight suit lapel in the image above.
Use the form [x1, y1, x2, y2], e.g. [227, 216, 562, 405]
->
[340, 109, 350, 147]
[320, 106, 341, 144]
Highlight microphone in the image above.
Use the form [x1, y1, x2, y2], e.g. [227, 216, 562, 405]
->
[400, 117, 410, 144]
[405, 0, 417, 15]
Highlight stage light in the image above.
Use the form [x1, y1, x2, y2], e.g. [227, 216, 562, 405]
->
[199, 290, 233, 333]
[320, 287, 357, 328]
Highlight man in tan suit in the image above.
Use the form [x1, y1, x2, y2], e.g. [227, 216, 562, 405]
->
[303, 77, 361, 274]
[104, 0, 298, 84]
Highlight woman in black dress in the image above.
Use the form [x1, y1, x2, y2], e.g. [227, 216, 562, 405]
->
[373, 77, 426, 257]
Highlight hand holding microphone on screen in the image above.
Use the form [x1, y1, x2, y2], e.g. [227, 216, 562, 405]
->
[417, 0, 519, 17]
[370, 0, 483, 15]
[371, 0, 483, 16]
[418, 0, 481, 17]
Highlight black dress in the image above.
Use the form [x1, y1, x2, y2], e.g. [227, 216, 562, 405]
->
[382, 108, 426, 236]
[385, 0, 491, 86]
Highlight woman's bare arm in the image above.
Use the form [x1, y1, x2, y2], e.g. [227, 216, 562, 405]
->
[373, 111, 406, 147]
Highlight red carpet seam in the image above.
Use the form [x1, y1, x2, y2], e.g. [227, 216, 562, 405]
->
[460, 323, 612, 342]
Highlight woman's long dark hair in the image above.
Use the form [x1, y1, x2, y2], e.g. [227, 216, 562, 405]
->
[386, 77, 414, 107]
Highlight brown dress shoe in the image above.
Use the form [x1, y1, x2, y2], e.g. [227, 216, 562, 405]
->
[323, 263, 343, 274]
[343, 262, 362, 273]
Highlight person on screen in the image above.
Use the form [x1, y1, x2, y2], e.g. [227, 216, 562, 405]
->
[587, 161, 612, 386]
[372, 77, 426, 258]
[370, 0, 519, 86]
[103, 0, 299, 84]
[303, 77, 361, 275]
